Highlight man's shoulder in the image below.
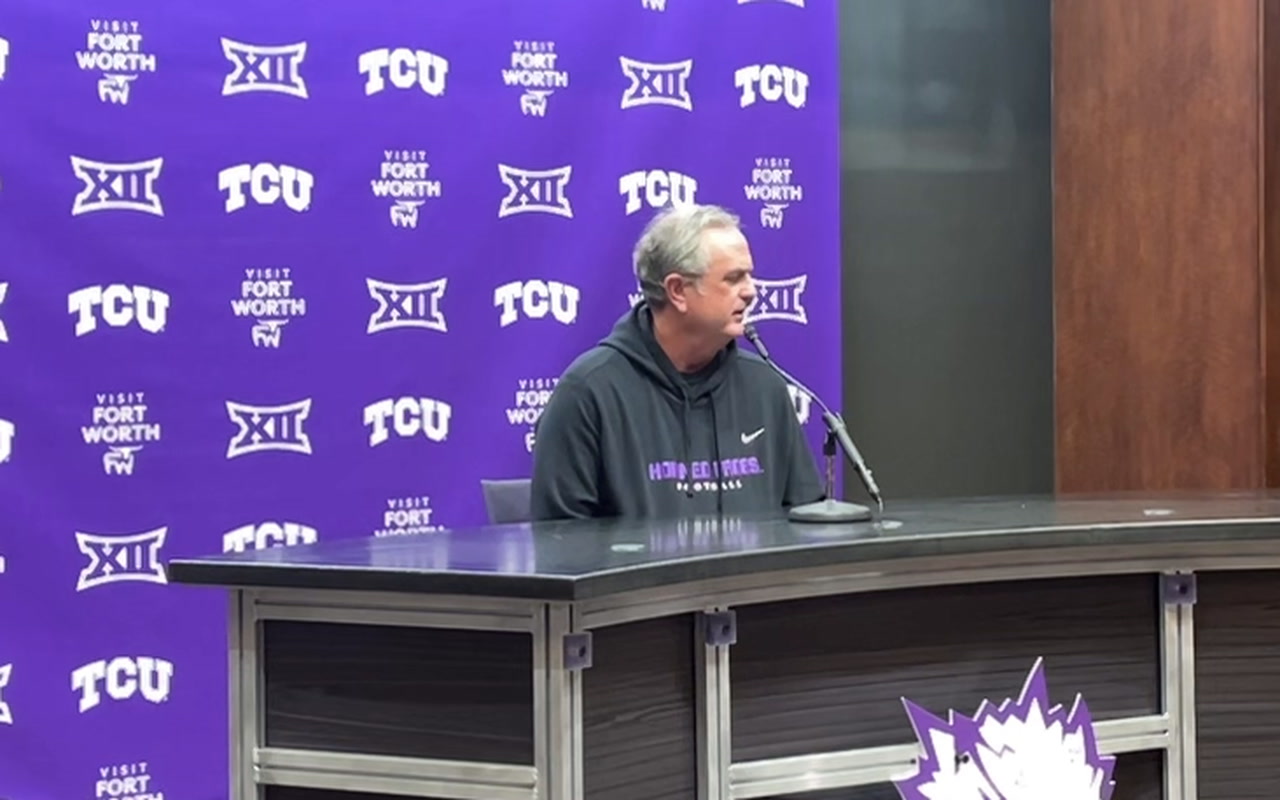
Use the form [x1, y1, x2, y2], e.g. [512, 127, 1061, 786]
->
[555, 344, 631, 392]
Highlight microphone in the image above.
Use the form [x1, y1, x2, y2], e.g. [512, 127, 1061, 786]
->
[743, 324, 885, 520]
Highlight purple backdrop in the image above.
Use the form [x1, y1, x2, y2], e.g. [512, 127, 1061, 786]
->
[0, 0, 839, 797]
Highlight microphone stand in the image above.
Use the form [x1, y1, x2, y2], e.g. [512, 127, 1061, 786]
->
[789, 413, 877, 523]
[742, 324, 884, 524]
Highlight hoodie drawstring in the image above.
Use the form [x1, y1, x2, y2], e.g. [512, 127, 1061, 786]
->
[709, 396, 723, 515]
[681, 394, 694, 498]
[601, 303, 734, 513]
[680, 391, 725, 514]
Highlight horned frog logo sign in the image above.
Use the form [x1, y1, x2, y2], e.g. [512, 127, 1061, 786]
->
[894, 658, 1116, 800]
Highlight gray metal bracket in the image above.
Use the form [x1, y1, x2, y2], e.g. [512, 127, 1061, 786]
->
[703, 610, 737, 647]
[564, 632, 593, 670]
[1162, 573, 1197, 606]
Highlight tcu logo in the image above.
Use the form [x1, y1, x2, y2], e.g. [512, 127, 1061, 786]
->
[746, 276, 808, 324]
[223, 521, 317, 553]
[787, 385, 812, 425]
[735, 64, 809, 109]
[225, 399, 312, 458]
[0, 663, 10, 725]
[364, 397, 452, 447]
[221, 38, 307, 98]
[71, 656, 173, 713]
[620, 57, 694, 111]
[75, 527, 168, 592]
[619, 170, 698, 216]
[70, 156, 164, 216]
[68, 284, 169, 337]
[0, 282, 8, 343]
[0, 36, 8, 80]
[497, 164, 573, 218]
[495, 280, 580, 328]
[359, 48, 448, 96]
[0, 418, 12, 464]
[219, 163, 314, 213]
[367, 277, 447, 334]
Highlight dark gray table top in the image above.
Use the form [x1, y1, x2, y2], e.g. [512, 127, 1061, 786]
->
[165, 491, 1280, 601]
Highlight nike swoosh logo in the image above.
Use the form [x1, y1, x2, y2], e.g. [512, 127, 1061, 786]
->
[741, 428, 765, 445]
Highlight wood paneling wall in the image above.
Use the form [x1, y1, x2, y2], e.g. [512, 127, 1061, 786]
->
[1264, 0, 1280, 484]
[1053, 0, 1267, 491]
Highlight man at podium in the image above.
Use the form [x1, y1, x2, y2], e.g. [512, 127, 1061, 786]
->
[530, 204, 823, 520]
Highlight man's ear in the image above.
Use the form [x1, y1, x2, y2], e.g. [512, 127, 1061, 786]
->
[663, 273, 688, 312]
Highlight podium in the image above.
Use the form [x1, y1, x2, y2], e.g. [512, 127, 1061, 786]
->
[167, 492, 1280, 800]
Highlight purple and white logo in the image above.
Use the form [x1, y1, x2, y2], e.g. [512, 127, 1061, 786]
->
[498, 164, 573, 218]
[745, 276, 807, 325]
[787, 385, 812, 425]
[894, 658, 1116, 800]
[359, 48, 448, 96]
[95, 762, 160, 800]
[75, 527, 167, 592]
[367, 277, 448, 334]
[234, 267, 306, 347]
[221, 38, 308, 98]
[0, 418, 12, 463]
[225, 399, 312, 458]
[619, 169, 698, 216]
[375, 496, 444, 537]
[507, 377, 557, 453]
[218, 163, 314, 213]
[504, 41, 568, 116]
[70, 156, 164, 216]
[620, 56, 693, 111]
[495, 280, 580, 327]
[68, 284, 170, 336]
[734, 64, 809, 109]
[83, 392, 160, 476]
[71, 656, 173, 713]
[363, 397, 452, 447]
[745, 157, 803, 229]
[374, 150, 441, 228]
[223, 521, 317, 553]
[76, 20, 157, 105]
[0, 663, 11, 725]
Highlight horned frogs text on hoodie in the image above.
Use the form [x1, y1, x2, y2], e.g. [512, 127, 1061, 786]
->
[530, 302, 824, 520]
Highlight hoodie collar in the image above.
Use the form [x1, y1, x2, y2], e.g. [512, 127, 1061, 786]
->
[599, 302, 736, 401]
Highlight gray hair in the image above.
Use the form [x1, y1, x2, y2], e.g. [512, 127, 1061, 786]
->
[633, 204, 742, 308]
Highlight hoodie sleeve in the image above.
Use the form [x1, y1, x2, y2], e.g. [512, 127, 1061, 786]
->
[781, 392, 825, 508]
[530, 376, 603, 520]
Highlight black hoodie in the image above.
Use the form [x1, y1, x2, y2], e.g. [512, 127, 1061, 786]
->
[530, 302, 825, 520]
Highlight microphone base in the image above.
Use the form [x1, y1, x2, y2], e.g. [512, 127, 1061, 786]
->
[787, 497, 874, 524]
